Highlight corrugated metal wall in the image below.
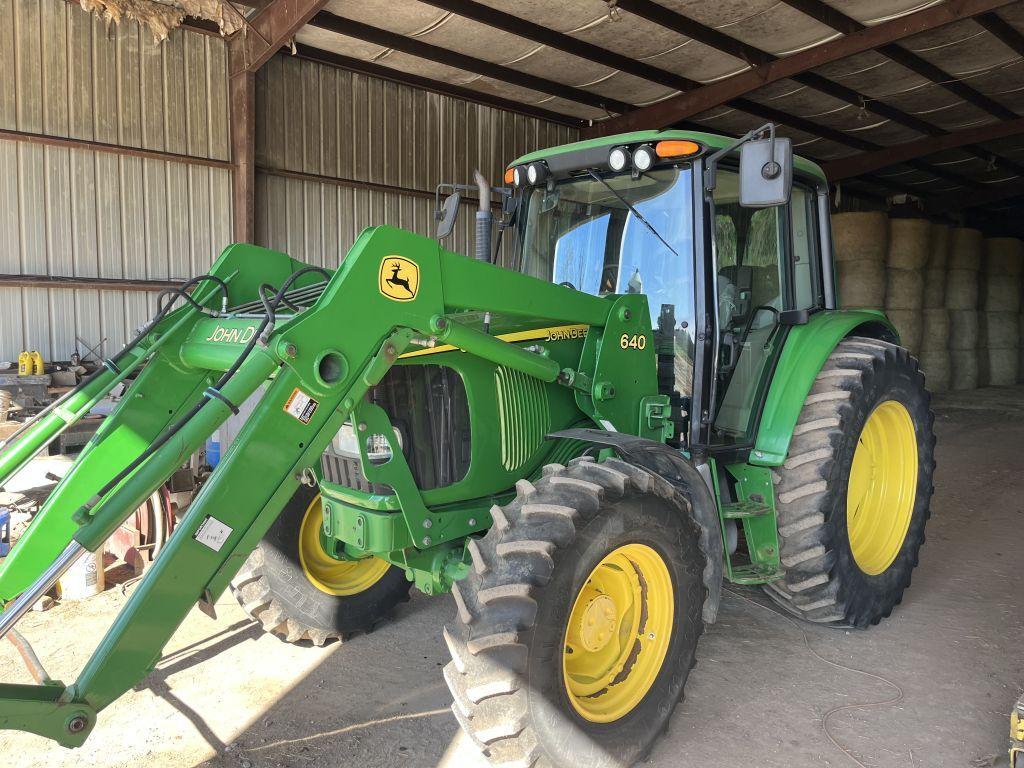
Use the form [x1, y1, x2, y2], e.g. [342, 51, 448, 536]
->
[0, 4, 578, 363]
[0, 0, 231, 363]
[254, 54, 578, 268]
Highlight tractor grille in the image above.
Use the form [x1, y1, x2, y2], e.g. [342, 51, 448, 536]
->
[494, 365, 550, 473]
[320, 364, 471, 493]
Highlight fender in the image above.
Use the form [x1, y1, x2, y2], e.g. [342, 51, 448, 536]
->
[547, 428, 724, 624]
[751, 309, 897, 467]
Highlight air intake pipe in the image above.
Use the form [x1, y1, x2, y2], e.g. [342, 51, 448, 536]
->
[473, 169, 492, 262]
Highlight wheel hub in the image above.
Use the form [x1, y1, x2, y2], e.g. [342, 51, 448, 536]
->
[578, 595, 618, 652]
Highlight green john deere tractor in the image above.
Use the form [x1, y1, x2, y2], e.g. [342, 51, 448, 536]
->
[0, 123, 934, 767]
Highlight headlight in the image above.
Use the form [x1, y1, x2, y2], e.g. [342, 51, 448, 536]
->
[632, 144, 655, 172]
[608, 146, 629, 172]
[527, 161, 549, 185]
[513, 166, 523, 187]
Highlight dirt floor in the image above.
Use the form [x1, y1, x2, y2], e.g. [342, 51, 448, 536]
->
[1, 386, 1023, 768]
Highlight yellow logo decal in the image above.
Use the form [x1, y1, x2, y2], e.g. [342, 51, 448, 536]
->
[379, 256, 420, 302]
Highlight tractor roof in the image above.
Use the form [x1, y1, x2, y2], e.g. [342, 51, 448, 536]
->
[510, 129, 827, 184]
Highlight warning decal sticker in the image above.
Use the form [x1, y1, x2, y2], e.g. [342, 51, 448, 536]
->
[194, 516, 233, 552]
[284, 387, 319, 424]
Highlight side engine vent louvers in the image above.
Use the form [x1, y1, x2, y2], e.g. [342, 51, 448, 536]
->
[494, 366, 550, 473]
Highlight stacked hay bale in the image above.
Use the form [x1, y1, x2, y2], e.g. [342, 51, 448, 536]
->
[980, 238, 1022, 385]
[920, 223, 952, 391]
[946, 228, 983, 390]
[833, 212, 887, 309]
[884, 218, 928, 356]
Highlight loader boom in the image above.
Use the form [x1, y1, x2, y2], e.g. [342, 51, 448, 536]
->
[0, 224, 666, 746]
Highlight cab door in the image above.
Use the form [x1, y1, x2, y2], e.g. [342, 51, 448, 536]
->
[708, 172, 824, 451]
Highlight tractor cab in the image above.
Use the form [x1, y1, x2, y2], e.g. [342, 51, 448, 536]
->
[502, 126, 833, 459]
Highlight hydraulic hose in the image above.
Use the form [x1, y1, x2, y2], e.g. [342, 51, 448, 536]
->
[0, 274, 229, 453]
[84, 266, 330, 509]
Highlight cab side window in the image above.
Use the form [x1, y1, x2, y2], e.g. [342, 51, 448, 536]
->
[711, 174, 822, 445]
[790, 184, 822, 310]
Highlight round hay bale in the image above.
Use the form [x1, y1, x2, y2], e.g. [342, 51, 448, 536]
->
[923, 268, 946, 308]
[982, 277, 1021, 313]
[885, 268, 924, 310]
[950, 348, 978, 390]
[979, 311, 1020, 349]
[919, 346, 950, 392]
[926, 223, 951, 269]
[837, 259, 885, 308]
[949, 227, 983, 271]
[949, 310, 979, 350]
[832, 212, 888, 263]
[887, 218, 931, 270]
[920, 308, 950, 353]
[887, 309, 923, 355]
[982, 347, 1019, 386]
[945, 268, 979, 310]
[984, 237, 1024, 276]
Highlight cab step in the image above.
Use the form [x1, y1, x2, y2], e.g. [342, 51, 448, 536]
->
[720, 500, 772, 519]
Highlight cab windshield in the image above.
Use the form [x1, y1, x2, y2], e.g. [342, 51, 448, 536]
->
[514, 166, 697, 431]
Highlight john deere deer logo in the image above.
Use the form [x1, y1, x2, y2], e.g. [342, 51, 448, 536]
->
[379, 256, 420, 302]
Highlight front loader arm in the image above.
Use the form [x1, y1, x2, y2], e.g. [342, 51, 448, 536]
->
[0, 225, 641, 748]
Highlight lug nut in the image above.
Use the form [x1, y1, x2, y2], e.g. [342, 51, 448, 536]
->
[423, 519, 433, 529]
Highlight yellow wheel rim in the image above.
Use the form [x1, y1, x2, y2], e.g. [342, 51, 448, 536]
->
[562, 543, 674, 723]
[846, 400, 919, 576]
[298, 496, 391, 596]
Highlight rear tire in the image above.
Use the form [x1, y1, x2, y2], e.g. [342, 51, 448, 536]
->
[230, 485, 411, 645]
[766, 337, 935, 627]
[443, 457, 706, 768]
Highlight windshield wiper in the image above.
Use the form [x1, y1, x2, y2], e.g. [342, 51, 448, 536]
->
[586, 169, 678, 258]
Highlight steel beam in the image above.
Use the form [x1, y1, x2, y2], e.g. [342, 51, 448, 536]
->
[416, 0, 698, 92]
[229, 71, 255, 244]
[225, 0, 329, 243]
[977, 11, 1024, 56]
[927, 178, 1024, 213]
[0, 128, 232, 170]
[292, 43, 584, 126]
[782, 0, 1017, 118]
[823, 117, 1024, 180]
[588, 0, 1016, 135]
[308, 12, 634, 114]
[227, 0, 329, 75]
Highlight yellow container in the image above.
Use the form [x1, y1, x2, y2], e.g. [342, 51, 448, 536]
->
[17, 351, 32, 377]
[30, 351, 44, 375]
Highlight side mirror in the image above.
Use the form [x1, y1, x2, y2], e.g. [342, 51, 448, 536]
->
[739, 136, 792, 208]
[435, 192, 461, 239]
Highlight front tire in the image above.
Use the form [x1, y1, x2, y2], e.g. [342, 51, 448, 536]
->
[767, 337, 935, 627]
[231, 485, 411, 645]
[443, 457, 706, 768]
